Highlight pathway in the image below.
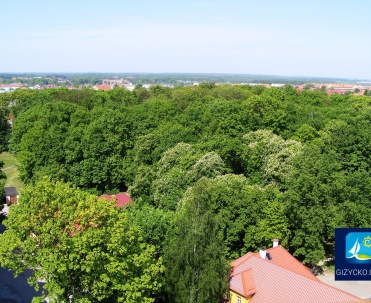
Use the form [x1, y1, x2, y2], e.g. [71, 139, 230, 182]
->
[318, 271, 371, 299]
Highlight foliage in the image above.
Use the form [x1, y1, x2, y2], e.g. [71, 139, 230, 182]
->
[165, 178, 229, 303]
[0, 179, 164, 303]
[188, 152, 227, 181]
[5, 83, 371, 284]
[243, 90, 288, 132]
[130, 143, 227, 211]
[182, 175, 289, 260]
[242, 130, 303, 186]
[0, 104, 10, 152]
[0, 152, 23, 190]
[0, 160, 6, 195]
[285, 124, 371, 263]
[11, 101, 128, 193]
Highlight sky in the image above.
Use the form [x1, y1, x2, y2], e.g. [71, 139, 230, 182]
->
[1, 0, 371, 80]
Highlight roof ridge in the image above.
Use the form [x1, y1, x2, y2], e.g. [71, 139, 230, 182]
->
[230, 252, 254, 268]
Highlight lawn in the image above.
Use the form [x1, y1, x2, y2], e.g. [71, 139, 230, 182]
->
[0, 152, 24, 190]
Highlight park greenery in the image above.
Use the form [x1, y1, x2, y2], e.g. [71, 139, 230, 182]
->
[1, 83, 371, 302]
[0, 101, 11, 195]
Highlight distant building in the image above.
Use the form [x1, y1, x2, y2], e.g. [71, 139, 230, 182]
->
[0, 83, 23, 92]
[92, 85, 113, 91]
[102, 78, 125, 86]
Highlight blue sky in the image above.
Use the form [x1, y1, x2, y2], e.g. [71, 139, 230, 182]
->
[1, 0, 371, 79]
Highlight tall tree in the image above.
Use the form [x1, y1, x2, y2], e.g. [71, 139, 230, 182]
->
[0, 106, 10, 152]
[0, 161, 6, 199]
[165, 178, 229, 303]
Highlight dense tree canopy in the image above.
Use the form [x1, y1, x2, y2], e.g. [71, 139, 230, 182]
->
[0, 161, 5, 197]
[2, 84, 371, 301]
[0, 97, 10, 195]
[0, 98, 10, 152]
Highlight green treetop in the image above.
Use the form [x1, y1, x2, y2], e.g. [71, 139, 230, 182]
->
[0, 178, 164, 303]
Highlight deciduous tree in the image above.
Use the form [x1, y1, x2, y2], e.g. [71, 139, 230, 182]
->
[165, 178, 229, 303]
[0, 179, 163, 303]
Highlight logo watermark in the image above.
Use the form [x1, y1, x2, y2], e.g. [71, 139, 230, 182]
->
[335, 228, 371, 280]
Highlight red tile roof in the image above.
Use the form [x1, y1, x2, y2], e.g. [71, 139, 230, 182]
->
[232, 246, 317, 281]
[265, 245, 318, 281]
[230, 246, 360, 303]
[230, 252, 254, 268]
[93, 85, 112, 91]
[0, 83, 23, 88]
[99, 193, 132, 208]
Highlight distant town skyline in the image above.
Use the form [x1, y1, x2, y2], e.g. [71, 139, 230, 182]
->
[1, 0, 371, 80]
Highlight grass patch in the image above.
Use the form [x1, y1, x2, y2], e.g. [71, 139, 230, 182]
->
[0, 152, 24, 190]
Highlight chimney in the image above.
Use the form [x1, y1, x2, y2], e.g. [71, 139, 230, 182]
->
[259, 247, 267, 259]
[272, 239, 279, 247]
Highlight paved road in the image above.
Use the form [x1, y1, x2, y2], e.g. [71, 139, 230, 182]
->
[318, 271, 371, 299]
[0, 268, 45, 303]
[0, 223, 46, 303]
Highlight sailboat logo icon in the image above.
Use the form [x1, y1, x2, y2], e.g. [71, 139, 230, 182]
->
[346, 232, 371, 264]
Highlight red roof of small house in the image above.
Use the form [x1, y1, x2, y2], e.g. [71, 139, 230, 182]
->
[229, 246, 360, 303]
[93, 85, 112, 91]
[98, 193, 132, 208]
[231, 246, 317, 281]
[264, 245, 318, 281]
[332, 84, 355, 90]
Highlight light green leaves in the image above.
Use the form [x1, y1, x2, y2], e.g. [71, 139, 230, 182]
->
[0, 179, 163, 303]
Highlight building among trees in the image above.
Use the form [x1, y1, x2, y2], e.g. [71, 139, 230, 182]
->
[227, 240, 361, 303]
[3, 186, 19, 205]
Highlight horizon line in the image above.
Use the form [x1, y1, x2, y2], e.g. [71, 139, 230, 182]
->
[1, 72, 370, 82]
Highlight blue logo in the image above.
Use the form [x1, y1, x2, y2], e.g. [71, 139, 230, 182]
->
[346, 232, 371, 264]
[335, 228, 371, 280]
